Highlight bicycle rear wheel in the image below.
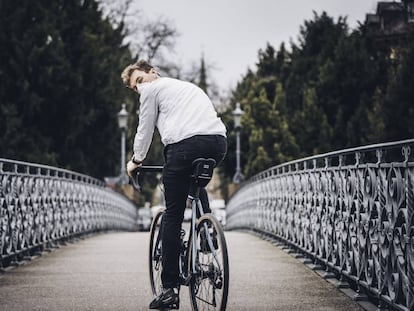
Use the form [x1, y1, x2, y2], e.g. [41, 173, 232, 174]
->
[149, 210, 164, 297]
[189, 214, 229, 311]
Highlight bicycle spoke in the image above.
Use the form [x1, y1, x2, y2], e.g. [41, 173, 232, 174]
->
[196, 293, 216, 307]
[189, 215, 229, 311]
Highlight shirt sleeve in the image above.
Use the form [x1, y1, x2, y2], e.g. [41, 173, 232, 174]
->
[133, 90, 158, 162]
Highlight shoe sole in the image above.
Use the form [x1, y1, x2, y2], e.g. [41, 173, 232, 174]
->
[149, 297, 179, 309]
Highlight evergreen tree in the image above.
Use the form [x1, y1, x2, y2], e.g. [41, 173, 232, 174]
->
[256, 43, 278, 78]
[285, 12, 348, 117]
[366, 87, 386, 143]
[316, 30, 382, 149]
[242, 80, 299, 176]
[234, 84, 274, 177]
[292, 86, 332, 156]
[382, 44, 414, 140]
[248, 146, 272, 177]
[271, 83, 299, 162]
[275, 42, 290, 84]
[198, 55, 208, 94]
[0, 0, 132, 179]
[219, 10, 411, 184]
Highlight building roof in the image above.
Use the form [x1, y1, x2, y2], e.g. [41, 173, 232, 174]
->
[377, 2, 404, 15]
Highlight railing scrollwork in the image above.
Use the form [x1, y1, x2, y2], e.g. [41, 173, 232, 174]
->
[0, 158, 137, 268]
[226, 139, 414, 310]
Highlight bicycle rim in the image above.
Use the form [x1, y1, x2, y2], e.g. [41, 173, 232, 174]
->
[189, 214, 229, 311]
[149, 210, 164, 297]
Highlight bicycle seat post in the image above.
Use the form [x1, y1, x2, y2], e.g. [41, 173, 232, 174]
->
[188, 158, 216, 215]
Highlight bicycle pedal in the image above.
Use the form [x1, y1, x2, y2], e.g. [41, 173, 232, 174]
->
[215, 277, 223, 289]
[178, 275, 187, 285]
[160, 301, 179, 310]
[182, 274, 191, 286]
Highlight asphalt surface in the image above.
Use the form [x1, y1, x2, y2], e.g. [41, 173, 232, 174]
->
[0, 231, 364, 311]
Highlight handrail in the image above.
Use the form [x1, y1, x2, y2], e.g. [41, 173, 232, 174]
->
[0, 158, 105, 186]
[248, 138, 414, 182]
[226, 139, 414, 311]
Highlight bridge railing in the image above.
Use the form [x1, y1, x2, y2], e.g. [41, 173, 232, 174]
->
[0, 158, 137, 267]
[226, 139, 414, 311]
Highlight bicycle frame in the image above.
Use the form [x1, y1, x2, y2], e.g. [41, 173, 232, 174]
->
[190, 195, 202, 276]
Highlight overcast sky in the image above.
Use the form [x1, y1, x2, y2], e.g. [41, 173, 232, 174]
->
[133, 0, 381, 90]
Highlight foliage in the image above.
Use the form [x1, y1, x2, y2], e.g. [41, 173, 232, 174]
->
[0, 0, 180, 189]
[0, 0, 133, 179]
[381, 43, 414, 141]
[221, 11, 413, 182]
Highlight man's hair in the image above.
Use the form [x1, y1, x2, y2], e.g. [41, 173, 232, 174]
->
[121, 60, 154, 88]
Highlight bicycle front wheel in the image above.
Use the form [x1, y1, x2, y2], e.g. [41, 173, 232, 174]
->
[148, 210, 164, 297]
[189, 214, 229, 311]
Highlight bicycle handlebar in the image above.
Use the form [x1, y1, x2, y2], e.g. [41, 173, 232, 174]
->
[130, 165, 163, 192]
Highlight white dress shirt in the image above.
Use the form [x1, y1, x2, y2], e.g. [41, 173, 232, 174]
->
[133, 77, 227, 162]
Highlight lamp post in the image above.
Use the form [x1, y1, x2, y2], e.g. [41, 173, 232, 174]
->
[117, 103, 128, 184]
[232, 102, 244, 184]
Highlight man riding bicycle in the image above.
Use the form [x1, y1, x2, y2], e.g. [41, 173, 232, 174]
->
[121, 60, 227, 309]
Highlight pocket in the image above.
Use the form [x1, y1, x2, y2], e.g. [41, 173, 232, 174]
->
[165, 148, 192, 174]
[165, 147, 186, 165]
[171, 145, 196, 163]
[175, 150, 188, 160]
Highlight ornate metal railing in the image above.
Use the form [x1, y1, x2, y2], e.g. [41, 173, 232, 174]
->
[226, 139, 414, 311]
[0, 158, 137, 268]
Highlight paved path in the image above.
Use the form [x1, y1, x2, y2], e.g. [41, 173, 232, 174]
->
[0, 231, 364, 311]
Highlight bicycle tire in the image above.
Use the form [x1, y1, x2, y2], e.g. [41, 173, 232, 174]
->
[189, 214, 229, 311]
[148, 210, 164, 297]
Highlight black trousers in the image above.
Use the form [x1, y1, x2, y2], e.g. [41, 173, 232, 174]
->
[161, 135, 227, 288]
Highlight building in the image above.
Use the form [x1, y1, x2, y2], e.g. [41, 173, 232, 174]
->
[365, 0, 414, 39]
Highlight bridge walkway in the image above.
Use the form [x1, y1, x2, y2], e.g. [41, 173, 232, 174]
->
[0, 231, 366, 310]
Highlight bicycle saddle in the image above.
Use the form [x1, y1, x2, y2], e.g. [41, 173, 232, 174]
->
[191, 158, 216, 187]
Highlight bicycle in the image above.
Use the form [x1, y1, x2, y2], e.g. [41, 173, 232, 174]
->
[131, 158, 229, 310]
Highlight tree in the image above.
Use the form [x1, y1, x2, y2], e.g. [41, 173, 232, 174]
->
[0, 0, 132, 179]
[271, 83, 299, 162]
[241, 80, 299, 177]
[221, 11, 384, 182]
[366, 88, 386, 143]
[198, 55, 208, 94]
[98, 0, 179, 71]
[381, 43, 414, 141]
[292, 86, 332, 156]
[256, 43, 278, 78]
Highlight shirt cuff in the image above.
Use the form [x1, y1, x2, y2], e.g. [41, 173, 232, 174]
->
[132, 155, 142, 164]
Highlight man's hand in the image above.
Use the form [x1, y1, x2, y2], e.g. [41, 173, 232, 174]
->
[127, 160, 142, 178]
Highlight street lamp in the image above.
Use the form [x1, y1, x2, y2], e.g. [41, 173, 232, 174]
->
[232, 102, 244, 184]
[117, 103, 129, 184]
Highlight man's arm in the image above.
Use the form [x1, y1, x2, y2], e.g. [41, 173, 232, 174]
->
[126, 91, 158, 178]
[133, 91, 158, 162]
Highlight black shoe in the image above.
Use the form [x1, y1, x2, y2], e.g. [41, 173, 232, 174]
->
[200, 227, 218, 253]
[149, 288, 179, 309]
